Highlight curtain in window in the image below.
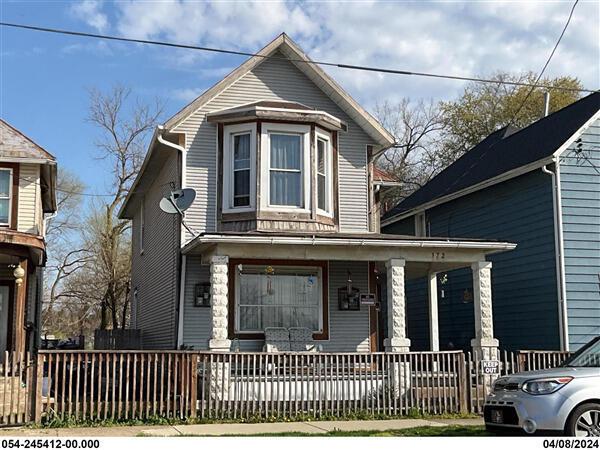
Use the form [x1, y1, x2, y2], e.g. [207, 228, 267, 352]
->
[238, 266, 320, 332]
[270, 134, 302, 206]
[317, 138, 327, 211]
[0, 171, 10, 224]
[233, 134, 251, 207]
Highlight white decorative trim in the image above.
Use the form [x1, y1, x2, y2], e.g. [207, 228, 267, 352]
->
[222, 123, 257, 214]
[315, 128, 334, 218]
[260, 122, 311, 213]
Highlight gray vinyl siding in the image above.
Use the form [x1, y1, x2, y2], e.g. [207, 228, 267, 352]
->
[181, 259, 371, 352]
[559, 117, 600, 350]
[181, 255, 211, 350]
[173, 51, 373, 240]
[130, 151, 181, 349]
[384, 171, 560, 351]
[322, 260, 370, 352]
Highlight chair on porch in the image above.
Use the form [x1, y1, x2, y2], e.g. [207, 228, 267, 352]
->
[263, 327, 291, 352]
[289, 327, 322, 352]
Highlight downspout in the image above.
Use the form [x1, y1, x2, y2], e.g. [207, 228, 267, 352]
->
[156, 126, 188, 349]
[542, 162, 569, 351]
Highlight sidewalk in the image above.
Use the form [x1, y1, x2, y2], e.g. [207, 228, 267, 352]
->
[0, 418, 484, 437]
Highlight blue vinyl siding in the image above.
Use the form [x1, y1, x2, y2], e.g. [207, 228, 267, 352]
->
[384, 170, 560, 351]
[559, 118, 600, 350]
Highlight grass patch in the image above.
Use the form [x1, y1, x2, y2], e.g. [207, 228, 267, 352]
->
[34, 410, 479, 429]
[176, 425, 489, 437]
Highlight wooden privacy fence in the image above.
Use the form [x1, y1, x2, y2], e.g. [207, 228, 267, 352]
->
[0, 348, 573, 425]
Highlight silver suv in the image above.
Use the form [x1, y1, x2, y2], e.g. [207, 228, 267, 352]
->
[485, 336, 600, 436]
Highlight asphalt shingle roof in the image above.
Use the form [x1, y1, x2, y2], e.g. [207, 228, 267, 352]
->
[383, 92, 600, 220]
[0, 119, 55, 161]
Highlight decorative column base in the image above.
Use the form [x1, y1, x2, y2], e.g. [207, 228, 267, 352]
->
[471, 338, 499, 360]
[384, 337, 411, 353]
[208, 339, 232, 351]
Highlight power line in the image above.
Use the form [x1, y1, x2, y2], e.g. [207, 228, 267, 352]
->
[1, 21, 597, 94]
[509, 0, 580, 125]
[418, 0, 583, 206]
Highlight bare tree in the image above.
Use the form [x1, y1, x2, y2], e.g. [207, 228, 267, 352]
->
[374, 98, 444, 207]
[42, 169, 90, 333]
[86, 85, 163, 329]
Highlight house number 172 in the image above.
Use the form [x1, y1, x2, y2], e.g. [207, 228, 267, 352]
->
[431, 252, 446, 260]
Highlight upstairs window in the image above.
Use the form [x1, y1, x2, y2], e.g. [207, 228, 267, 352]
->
[0, 169, 12, 226]
[223, 123, 256, 213]
[269, 133, 303, 207]
[233, 133, 251, 207]
[316, 130, 333, 216]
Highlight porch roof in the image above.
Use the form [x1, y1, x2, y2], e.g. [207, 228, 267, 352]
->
[182, 232, 516, 275]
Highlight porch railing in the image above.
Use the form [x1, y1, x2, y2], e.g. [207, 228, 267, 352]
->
[0, 348, 574, 425]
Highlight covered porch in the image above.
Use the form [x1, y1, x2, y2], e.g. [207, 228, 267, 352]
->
[0, 229, 46, 359]
[182, 232, 516, 360]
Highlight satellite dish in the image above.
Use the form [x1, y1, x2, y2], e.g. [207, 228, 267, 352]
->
[159, 188, 196, 214]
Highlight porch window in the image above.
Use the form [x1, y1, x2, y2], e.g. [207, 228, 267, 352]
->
[0, 169, 12, 226]
[269, 134, 303, 207]
[235, 265, 323, 334]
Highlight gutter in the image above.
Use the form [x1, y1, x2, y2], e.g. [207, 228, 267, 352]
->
[542, 162, 570, 351]
[155, 126, 188, 350]
[183, 233, 517, 254]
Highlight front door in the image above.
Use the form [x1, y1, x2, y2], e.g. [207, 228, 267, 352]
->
[0, 285, 10, 356]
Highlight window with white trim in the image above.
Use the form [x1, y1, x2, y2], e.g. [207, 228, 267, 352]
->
[316, 130, 333, 216]
[269, 133, 303, 207]
[223, 123, 256, 213]
[0, 169, 12, 226]
[261, 123, 311, 213]
[233, 133, 251, 207]
[235, 264, 323, 333]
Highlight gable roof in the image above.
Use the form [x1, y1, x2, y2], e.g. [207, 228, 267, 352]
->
[0, 119, 56, 161]
[383, 92, 600, 224]
[165, 33, 394, 150]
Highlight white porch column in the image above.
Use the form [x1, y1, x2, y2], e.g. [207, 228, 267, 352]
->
[428, 272, 440, 351]
[384, 258, 411, 352]
[208, 255, 231, 351]
[471, 261, 499, 359]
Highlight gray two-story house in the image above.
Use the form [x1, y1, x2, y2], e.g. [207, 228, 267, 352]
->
[383, 93, 600, 352]
[119, 34, 515, 357]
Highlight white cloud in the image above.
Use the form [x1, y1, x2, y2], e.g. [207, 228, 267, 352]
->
[69, 0, 109, 33]
[170, 87, 205, 102]
[70, 0, 599, 109]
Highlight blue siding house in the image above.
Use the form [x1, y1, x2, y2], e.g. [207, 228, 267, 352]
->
[382, 93, 600, 351]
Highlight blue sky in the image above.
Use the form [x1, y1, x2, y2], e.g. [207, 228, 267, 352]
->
[1, 0, 598, 201]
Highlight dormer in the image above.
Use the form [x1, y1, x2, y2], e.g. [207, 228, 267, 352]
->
[208, 101, 347, 232]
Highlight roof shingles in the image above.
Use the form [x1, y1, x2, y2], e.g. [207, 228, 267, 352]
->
[384, 92, 600, 220]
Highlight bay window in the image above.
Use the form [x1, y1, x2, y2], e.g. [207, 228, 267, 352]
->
[234, 263, 327, 336]
[269, 133, 302, 207]
[233, 133, 251, 207]
[0, 169, 12, 226]
[261, 123, 311, 213]
[223, 123, 256, 212]
[316, 130, 333, 216]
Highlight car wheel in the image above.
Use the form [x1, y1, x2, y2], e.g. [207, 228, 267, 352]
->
[566, 403, 600, 437]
